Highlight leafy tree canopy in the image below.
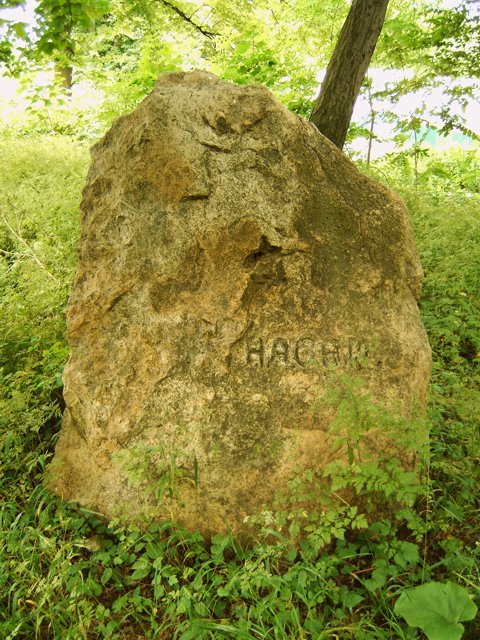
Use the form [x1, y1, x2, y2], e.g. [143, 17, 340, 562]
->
[0, 0, 478, 142]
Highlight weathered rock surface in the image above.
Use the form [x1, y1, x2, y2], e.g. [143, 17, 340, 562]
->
[47, 71, 431, 537]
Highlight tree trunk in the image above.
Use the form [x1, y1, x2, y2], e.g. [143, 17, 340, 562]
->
[366, 80, 375, 164]
[55, 61, 73, 92]
[309, 0, 390, 150]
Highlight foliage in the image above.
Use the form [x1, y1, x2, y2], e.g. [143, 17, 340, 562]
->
[363, 0, 480, 144]
[0, 136, 85, 367]
[365, 149, 480, 553]
[1, 2, 479, 635]
[246, 373, 428, 563]
[0, 0, 109, 67]
[0, 138, 86, 543]
[395, 581, 478, 640]
[0, 136, 479, 638]
[2, 0, 479, 148]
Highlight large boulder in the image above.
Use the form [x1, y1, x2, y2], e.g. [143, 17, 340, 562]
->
[47, 71, 431, 538]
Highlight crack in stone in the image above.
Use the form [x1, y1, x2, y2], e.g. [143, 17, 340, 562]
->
[243, 235, 282, 268]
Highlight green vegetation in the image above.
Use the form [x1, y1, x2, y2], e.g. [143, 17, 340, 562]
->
[395, 581, 478, 640]
[1, 0, 479, 145]
[1, 0, 479, 636]
[0, 137, 479, 638]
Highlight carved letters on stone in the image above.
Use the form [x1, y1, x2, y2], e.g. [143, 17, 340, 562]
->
[244, 336, 369, 368]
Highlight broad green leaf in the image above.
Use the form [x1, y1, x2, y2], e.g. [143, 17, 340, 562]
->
[87, 578, 103, 597]
[193, 601, 210, 616]
[423, 620, 466, 640]
[339, 586, 364, 610]
[363, 566, 389, 592]
[394, 541, 420, 568]
[145, 540, 164, 559]
[100, 567, 113, 584]
[234, 41, 251, 55]
[12, 22, 27, 40]
[130, 565, 151, 580]
[395, 581, 478, 640]
[130, 556, 151, 580]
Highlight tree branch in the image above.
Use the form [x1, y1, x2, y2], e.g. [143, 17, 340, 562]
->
[156, 0, 218, 40]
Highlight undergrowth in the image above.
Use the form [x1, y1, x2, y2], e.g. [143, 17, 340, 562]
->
[1, 139, 479, 639]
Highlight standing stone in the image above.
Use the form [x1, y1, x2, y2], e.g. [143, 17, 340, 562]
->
[47, 71, 431, 538]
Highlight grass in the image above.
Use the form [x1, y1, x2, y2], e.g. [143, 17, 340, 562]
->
[0, 138, 479, 639]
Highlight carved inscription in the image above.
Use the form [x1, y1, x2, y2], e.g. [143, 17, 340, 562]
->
[245, 337, 369, 368]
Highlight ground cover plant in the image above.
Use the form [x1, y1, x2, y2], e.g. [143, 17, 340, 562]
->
[0, 138, 479, 639]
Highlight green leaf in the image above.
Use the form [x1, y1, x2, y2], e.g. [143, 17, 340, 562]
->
[395, 581, 478, 640]
[100, 567, 113, 584]
[84, 0, 109, 20]
[211, 533, 233, 565]
[394, 541, 420, 568]
[87, 578, 103, 597]
[130, 556, 151, 580]
[363, 566, 389, 592]
[339, 586, 364, 610]
[193, 601, 210, 616]
[12, 22, 27, 40]
[146, 540, 164, 559]
[234, 41, 250, 56]
[423, 621, 466, 640]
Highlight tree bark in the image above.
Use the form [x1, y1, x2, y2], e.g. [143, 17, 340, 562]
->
[366, 80, 375, 164]
[309, 0, 390, 150]
[55, 61, 73, 92]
